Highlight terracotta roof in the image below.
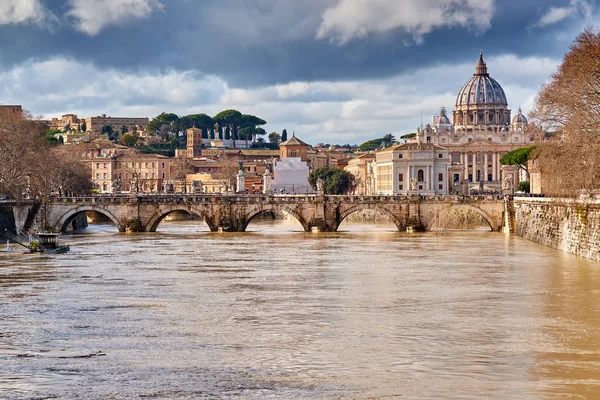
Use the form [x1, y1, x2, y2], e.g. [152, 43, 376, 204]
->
[280, 135, 308, 147]
[239, 149, 280, 156]
[72, 139, 128, 150]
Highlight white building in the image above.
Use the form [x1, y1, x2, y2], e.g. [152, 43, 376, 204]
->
[271, 157, 312, 194]
[374, 142, 449, 195]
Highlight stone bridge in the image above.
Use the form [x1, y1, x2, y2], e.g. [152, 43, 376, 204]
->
[12, 194, 509, 233]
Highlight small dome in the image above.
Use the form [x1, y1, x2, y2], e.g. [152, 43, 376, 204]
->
[434, 107, 452, 126]
[512, 107, 528, 124]
[456, 54, 507, 107]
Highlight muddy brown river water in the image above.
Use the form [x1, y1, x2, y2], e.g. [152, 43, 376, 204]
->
[1, 218, 600, 399]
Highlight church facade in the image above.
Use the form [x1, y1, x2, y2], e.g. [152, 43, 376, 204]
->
[405, 54, 535, 193]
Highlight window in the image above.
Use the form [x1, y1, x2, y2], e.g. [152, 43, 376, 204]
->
[162, 172, 165, 179]
[488, 174, 493, 182]
[438, 173, 443, 182]
[418, 185, 423, 190]
[426, 136, 431, 143]
[399, 184, 403, 190]
[468, 173, 473, 181]
[467, 154, 473, 163]
[290, 150, 297, 158]
[417, 169, 424, 182]
[454, 174, 460, 182]
[145, 162, 148, 168]
[453, 153, 459, 162]
[96, 173, 100, 179]
[399, 154, 403, 159]
[438, 153, 443, 158]
[103, 173, 107, 179]
[103, 163, 107, 168]
[399, 173, 403, 181]
[96, 163, 100, 169]
[439, 184, 443, 190]
[488, 154, 493, 162]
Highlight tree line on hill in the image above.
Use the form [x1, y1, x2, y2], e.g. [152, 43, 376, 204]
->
[99, 110, 297, 154]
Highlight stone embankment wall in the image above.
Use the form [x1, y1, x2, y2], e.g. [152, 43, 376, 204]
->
[514, 198, 600, 261]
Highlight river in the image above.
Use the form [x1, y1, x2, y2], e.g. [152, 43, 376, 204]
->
[1, 218, 600, 399]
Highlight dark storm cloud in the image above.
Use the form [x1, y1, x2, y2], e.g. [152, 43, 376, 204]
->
[0, 0, 593, 87]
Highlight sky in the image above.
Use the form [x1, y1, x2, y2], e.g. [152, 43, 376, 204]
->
[0, 0, 597, 145]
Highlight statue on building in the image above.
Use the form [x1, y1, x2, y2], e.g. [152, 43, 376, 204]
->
[410, 177, 418, 191]
[238, 161, 243, 171]
[112, 177, 122, 192]
[316, 178, 324, 192]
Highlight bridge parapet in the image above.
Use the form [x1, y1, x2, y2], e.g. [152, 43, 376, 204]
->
[12, 194, 508, 234]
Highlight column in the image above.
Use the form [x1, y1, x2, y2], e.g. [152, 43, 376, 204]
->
[484, 153, 488, 182]
[463, 153, 468, 181]
[492, 153, 497, 181]
[428, 165, 432, 191]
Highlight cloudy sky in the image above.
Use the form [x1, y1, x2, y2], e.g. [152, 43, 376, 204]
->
[0, 0, 596, 144]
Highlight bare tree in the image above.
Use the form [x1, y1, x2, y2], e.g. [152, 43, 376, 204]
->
[171, 157, 194, 180]
[213, 157, 240, 192]
[30, 146, 94, 198]
[0, 111, 48, 198]
[529, 27, 600, 197]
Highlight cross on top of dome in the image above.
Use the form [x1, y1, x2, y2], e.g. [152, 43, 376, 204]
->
[475, 53, 488, 76]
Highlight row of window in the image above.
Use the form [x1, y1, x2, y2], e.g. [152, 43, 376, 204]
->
[95, 162, 168, 169]
[398, 172, 445, 182]
[397, 153, 445, 159]
[398, 184, 444, 191]
[95, 172, 167, 180]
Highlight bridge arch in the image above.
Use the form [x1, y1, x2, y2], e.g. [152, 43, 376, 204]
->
[241, 206, 310, 232]
[56, 206, 122, 233]
[433, 203, 499, 231]
[146, 207, 217, 232]
[336, 204, 404, 232]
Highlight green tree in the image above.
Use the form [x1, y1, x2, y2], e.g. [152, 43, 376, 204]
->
[268, 131, 281, 144]
[120, 125, 129, 136]
[382, 134, 396, 146]
[120, 133, 137, 147]
[239, 114, 267, 148]
[281, 129, 288, 142]
[81, 120, 87, 132]
[147, 112, 179, 135]
[43, 130, 59, 145]
[500, 146, 535, 174]
[518, 180, 530, 193]
[309, 167, 356, 195]
[101, 125, 115, 140]
[214, 110, 243, 149]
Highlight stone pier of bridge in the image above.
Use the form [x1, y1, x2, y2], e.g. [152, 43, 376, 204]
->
[11, 194, 508, 234]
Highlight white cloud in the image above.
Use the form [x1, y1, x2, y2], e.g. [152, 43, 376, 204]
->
[1, 54, 558, 145]
[535, 0, 593, 27]
[317, 0, 495, 44]
[67, 0, 163, 36]
[0, 0, 46, 25]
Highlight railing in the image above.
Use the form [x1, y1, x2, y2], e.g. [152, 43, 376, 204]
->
[45, 193, 506, 204]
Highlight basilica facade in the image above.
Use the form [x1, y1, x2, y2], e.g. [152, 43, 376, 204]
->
[404, 54, 534, 193]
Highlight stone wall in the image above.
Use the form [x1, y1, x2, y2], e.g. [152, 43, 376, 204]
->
[514, 198, 600, 261]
